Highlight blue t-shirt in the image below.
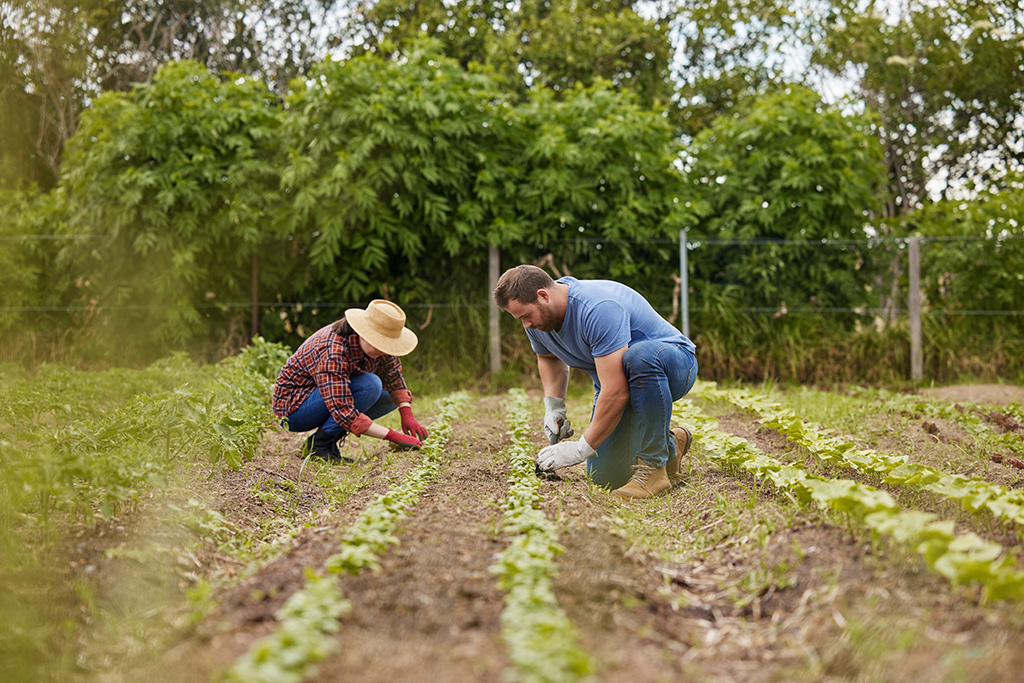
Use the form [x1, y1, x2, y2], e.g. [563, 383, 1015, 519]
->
[527, 277, 695, 387]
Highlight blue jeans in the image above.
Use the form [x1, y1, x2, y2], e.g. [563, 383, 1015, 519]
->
[282, 372, 396, 439]
[586, 341, 698, 489]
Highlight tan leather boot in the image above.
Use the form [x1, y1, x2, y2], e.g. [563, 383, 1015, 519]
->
[611, 459, 671, 499]
[668, 426, 693, 478]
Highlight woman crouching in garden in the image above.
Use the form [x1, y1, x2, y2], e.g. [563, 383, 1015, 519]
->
[272, 300, 429, 463]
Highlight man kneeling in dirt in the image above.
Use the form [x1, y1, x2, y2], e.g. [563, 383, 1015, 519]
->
[493, 265, 698, 499]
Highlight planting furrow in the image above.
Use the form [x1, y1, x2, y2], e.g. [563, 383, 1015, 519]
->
[674, 398, 1024, 602]
[312, 394, 513, 680]
[224, 392, 466, 683]
[490, 389, 595, 683]
[694, 382, 1024, 530]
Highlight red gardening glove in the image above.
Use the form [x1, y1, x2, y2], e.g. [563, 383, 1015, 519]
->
[398, 406, 429, 440]
[385, 429, 422, 450]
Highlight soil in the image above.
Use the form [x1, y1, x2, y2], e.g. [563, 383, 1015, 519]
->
[920, 383, 1024, 406]
[58, 385, 1024, 683]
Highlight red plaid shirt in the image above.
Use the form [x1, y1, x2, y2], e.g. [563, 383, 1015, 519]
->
[272, 321, 412, 435]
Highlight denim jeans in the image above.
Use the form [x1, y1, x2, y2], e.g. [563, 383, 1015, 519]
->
[586, 341, 698, 489]
[282, 372, 396, 439]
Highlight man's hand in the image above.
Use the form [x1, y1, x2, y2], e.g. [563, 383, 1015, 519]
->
[536, 436, 596, 472]
[543, 396, 574, 445]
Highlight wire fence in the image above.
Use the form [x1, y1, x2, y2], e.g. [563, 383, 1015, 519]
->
[3, 233, 1023, 319]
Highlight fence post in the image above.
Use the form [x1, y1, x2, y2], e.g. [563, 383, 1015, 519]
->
[488, 244, 501, 376]
[908, 236, 923, 381]
[251, 253, 259, 338]
[679, 228, 690, 338]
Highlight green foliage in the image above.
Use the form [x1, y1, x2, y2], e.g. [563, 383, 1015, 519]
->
[344, 1, 677, 110]
[60, 60, 289, 349]
[685, 85, 887, 310]
[908, 184, 1024, 314]
[275, 41, 688, 344]
[279, 41, 509, 303]
[0, 343, 278, 538]
[669, 0, 796, 136]
[809, 0, 1024, 208]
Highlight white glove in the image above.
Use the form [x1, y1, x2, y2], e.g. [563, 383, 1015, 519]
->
[543, 396, 574, 445]
[537, 436, 596, 472]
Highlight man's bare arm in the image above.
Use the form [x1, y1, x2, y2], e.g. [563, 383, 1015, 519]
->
[537, 353, 570, 398]
[583, 345, 629, 449]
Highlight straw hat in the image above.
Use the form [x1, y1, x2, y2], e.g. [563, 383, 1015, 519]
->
[345, 300, 418, 356]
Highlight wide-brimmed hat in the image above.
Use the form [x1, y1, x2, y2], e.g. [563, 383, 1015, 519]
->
[345, 299, 418, 356]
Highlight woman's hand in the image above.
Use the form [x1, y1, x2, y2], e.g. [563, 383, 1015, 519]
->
[385, 429, 422, 449]
[398, 406, 429, 440]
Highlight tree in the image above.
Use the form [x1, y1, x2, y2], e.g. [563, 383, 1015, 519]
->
[683, 85, 887, 310]
[665, 0, 797, 138]
[277, 40, 513, 307]
[60, 61, 287, 350]
[1, 0, 335, 191]
[908, 179, 1024, 315]
[339, 0, 678, 110]
[808, 0, 1024, 212]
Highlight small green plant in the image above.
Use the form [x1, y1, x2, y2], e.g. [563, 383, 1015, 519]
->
[225, 392, 466, 682]
[675, 397, 1024, 602]
[489, 389, 596, 683]
[695, 382, 1024, 531]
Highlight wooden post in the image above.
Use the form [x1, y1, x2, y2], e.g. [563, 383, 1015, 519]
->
[908, 236, 922, 381]
[251, 252, 259, 339]
[488, 244, 501, 375]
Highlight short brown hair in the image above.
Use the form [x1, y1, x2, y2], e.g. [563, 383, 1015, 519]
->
[492, 265, 555, 309]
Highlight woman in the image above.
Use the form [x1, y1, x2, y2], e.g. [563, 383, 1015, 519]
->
[272, 299, 429, 463]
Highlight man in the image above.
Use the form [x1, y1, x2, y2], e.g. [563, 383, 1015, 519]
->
[492, 265, 697, 499]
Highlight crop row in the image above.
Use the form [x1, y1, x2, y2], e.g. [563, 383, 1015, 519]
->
[226, 392, 465, 683]
[673, 399, 1024, 602]
[489, 389, 594, 683]
[692, 382, 1024, 531]
[850, 386, 1024, 459]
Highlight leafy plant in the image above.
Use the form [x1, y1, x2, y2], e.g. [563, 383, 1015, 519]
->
[674, 396, 1024, 602]
[696, 382, 1024, 529]
[489, 389, 595, 683]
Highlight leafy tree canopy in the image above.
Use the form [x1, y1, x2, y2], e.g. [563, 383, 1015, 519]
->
[807, 0, 1024, 210]
[341, 0, 677, 111]
[61, 61, 287, 346]
[684, 85, 887, 309]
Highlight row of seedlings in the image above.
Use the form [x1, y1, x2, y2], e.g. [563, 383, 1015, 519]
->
[673, 399, 1024, 602]
[225, 392, 467, 683]
[850, 386, 1024, 460]
[489, 389, 595, 683]
[692, 383, 1024, 530]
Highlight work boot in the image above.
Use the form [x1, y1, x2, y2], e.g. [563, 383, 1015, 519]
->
[302, 428, 353, 464]
[668, 426, 693, 478]
[611, 459, 671, 499]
